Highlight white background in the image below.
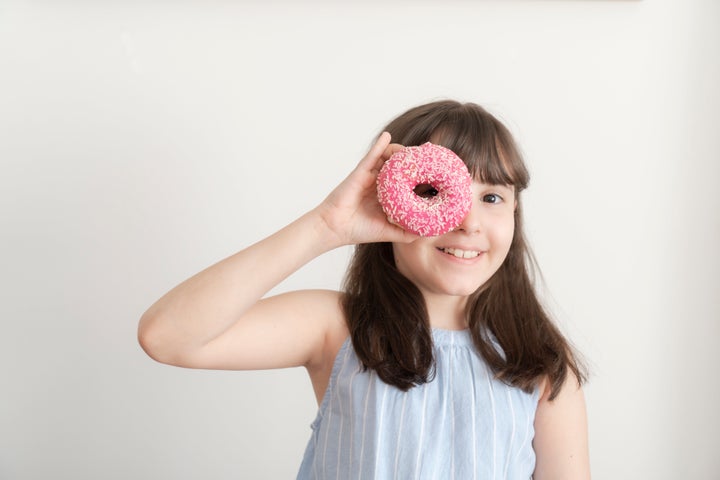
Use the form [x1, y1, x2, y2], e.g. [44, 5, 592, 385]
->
[1, 1, 718, 479]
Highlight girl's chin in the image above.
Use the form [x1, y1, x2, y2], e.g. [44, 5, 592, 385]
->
[434, 283, 486, 298]
[450, 288, 483, 297]
[443, 278, 490, 297]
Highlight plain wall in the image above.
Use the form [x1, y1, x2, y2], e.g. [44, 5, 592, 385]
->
[1, 1, 718, 478]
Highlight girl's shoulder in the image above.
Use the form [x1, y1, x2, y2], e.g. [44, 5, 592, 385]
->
[290, 288, 349, 341]
[268, 288, 349, 364]
[287, 289, 349, 403]
[306, 289, 350, 362]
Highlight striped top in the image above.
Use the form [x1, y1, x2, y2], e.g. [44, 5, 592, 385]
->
[296, 328, 540, 480]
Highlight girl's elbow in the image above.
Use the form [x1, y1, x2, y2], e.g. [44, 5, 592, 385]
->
[137, 310, 205, 368]
[137, 310, 176, 365]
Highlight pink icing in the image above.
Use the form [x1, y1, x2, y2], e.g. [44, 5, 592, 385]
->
[376, 142, 472, 236]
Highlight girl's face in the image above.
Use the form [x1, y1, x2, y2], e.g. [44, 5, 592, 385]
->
[392, 181, 516, 304]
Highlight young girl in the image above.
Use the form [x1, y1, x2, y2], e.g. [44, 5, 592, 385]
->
[138, 100, 590, 479]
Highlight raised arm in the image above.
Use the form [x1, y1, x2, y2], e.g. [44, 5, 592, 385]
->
[532, 374, 591, 479]
[137, 133, 416, 378]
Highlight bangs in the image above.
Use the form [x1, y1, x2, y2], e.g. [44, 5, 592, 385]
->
[431, 109, 529, 192]
[431, 123, 528, 191]
[385, 101, 529, 192]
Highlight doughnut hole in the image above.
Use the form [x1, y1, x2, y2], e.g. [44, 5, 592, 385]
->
[413, 183, 439, 199]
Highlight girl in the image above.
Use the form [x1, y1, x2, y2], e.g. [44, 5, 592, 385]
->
[138, 100, 590, 479]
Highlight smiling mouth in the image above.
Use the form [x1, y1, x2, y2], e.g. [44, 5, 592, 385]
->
[438, 247, 481, 259]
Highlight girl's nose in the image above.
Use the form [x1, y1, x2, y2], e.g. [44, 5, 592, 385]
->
[455, 202, 482, 234]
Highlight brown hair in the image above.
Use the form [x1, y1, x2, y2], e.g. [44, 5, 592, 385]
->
[342, 100, 586, 400]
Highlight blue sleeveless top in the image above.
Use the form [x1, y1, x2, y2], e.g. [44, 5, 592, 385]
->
[297, 329, 540, 480]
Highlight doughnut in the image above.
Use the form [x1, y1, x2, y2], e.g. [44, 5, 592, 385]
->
[376, 142, 472, 237]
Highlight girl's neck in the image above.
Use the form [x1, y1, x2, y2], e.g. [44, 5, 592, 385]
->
[425, 294, 469, 331]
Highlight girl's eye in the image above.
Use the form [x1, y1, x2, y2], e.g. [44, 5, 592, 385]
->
[482, 193, 503, 204]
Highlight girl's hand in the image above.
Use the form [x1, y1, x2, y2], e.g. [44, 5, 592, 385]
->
[316, 132, 419, 247]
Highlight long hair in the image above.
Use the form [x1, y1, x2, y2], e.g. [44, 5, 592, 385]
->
[342, 100, 585, 399]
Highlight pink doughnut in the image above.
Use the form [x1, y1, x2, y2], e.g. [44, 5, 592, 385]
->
[376, 142, 472, 237]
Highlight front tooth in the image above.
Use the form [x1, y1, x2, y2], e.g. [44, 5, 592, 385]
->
[443, 247, 478, 258]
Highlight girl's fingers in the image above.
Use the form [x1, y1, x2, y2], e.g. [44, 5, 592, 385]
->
[382, 142, 405, 160]
[324, 132, 417, 245]
[373, 142, 405, 174]
[356, 131, 392, 173]
[385, 226, 420, 244]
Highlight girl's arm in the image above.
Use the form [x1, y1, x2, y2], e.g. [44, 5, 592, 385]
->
[532, 374, 591, 479]
[137, 133, 415, 377]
